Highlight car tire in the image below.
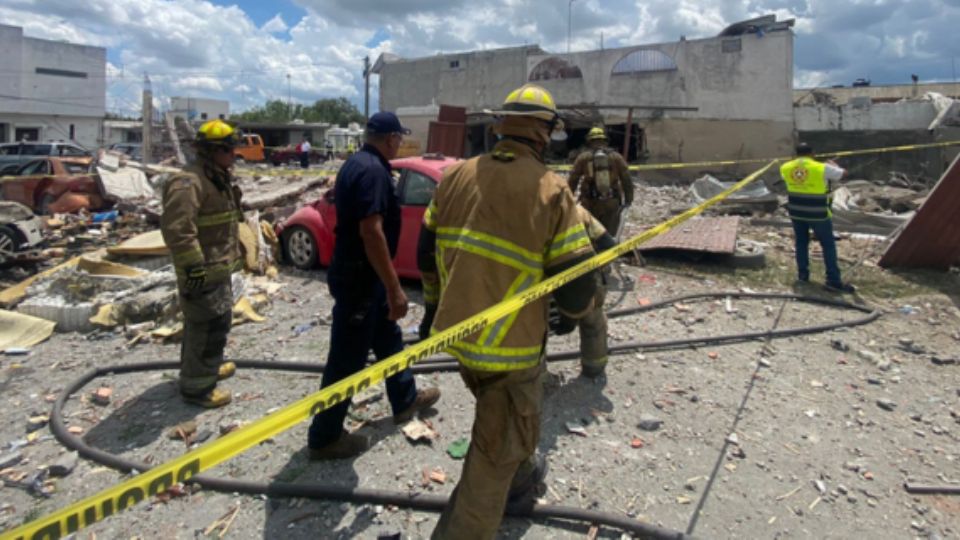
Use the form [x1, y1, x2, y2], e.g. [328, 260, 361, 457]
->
[235, 158, 246, 166]
[0, 226, 18, 265]
[730, 239, 767, 269]
[283, 226, 319, 270]
[38, 193, 56, 215]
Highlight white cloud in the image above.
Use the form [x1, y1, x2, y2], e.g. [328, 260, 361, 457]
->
[261, 13, 288, 34]
[2, 0, 959, 119]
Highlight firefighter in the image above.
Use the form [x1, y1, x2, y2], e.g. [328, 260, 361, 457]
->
[419, 84, 598, 539]
[568, 127, 634, 235]
[160, 119, 244, 408]
[572, 205, 616, 378]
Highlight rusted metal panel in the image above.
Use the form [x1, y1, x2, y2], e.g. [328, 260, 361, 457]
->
[638, 216, 740, 254]
[879, 153, 960, 269]
[427, 121, 466, 158]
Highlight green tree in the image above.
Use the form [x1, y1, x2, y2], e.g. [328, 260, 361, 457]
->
[234, 97, 365, 126]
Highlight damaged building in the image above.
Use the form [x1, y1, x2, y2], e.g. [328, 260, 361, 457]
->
[373, 15, 796, 175]
[794, 82, 960, 180]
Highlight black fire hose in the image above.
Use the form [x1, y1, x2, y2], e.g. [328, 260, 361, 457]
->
[49, 293, 877, 538]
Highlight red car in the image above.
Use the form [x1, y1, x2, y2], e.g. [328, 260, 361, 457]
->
[277, 154, 460, 279]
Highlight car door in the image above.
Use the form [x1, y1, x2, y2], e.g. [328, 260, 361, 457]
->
[3, 159, 47, 208]
[393, 167, 438, 278]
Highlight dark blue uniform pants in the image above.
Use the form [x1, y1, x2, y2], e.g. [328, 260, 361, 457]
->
[308, 279, 417, 448]
[791, 218, 842, 285]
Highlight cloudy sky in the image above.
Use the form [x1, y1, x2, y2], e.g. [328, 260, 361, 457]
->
[2, 0, 959, 116]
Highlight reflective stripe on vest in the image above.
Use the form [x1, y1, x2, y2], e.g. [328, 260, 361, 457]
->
[546, 224, 591, 263]
[448, 340, 543, 371]
[436, 227, 544, 276]
[781, 158, 831, 221]
[196, 210, 243, 228]
[477, 272, 535, 347]
[422, 279, 440, 304]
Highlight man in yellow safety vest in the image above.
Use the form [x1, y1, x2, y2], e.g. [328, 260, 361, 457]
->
[780, 143, 854, 293]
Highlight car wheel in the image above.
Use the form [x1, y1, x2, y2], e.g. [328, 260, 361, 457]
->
[0, 226, 18, 265]
[38, 193, 56, 215]
[284, 226, 319, 270]
[235, 157, 246, 166]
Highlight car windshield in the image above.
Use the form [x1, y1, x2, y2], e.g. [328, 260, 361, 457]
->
[20, 144, 53, 155]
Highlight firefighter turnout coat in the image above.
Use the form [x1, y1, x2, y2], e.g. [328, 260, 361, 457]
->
[421, 138, 596, 372]
[161, 162, 243, 290]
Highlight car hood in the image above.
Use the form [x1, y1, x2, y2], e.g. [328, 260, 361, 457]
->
[0, 201, 37, 223]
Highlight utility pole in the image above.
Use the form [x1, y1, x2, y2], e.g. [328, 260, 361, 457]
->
[567, 0, 577, 53]
[141, 73, 153, 165]
[363, 56, 371, 120]
[286, 73, 292, 121]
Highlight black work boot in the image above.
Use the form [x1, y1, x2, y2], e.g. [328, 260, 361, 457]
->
[308, 430, 369, 460]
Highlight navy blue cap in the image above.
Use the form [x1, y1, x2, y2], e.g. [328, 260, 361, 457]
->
[366, 111, 411, 135]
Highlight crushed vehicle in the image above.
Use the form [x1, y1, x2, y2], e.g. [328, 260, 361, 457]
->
[275, 154, 458, 278]
[105, 142, 178, 164]
[0, 141, 92, 171]
[0, 201, 44, 264]
[0, 156, 104, 214]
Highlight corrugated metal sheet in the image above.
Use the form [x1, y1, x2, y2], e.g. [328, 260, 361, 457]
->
[638, 216, 740, 254]
[879, 153, 960, 269]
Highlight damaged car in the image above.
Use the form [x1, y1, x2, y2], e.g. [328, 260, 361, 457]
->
[0, 156, 103, 214]
[0, 201, 44, 264]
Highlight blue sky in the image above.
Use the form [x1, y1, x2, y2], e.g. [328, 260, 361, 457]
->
[2, 0, 958, 118]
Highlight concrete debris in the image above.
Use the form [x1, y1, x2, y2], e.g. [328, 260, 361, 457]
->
[690, 175, 778, 214]
[637, 414, 663, 431]
[47, 451, 79, 477]
[877, 398, 897, 411]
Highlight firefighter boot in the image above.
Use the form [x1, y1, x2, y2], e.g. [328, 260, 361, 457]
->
[217, 361, 236, 381]
[181, 387, 232, 409]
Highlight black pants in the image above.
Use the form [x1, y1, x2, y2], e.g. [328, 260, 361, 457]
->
[300, 152, 310, 169]
[307, 278, 417, 448]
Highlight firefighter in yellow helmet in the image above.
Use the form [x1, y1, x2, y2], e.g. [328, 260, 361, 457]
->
[568, 126, 633, 235]
[160, 119, 244, 408]
[419, 84, 598, 539]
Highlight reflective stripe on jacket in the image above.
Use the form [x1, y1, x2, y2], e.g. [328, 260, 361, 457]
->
[161, 162, 243, 289]
[421, 139, 592, 372]
[780, 157, 831, 221]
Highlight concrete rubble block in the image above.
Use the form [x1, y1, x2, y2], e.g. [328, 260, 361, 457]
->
[47, 451, 79, 477]
[637, 414, 663, 431]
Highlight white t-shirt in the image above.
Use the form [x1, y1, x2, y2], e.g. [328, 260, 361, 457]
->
[301, 141, 311, 153]
[823, 162, 844, 181]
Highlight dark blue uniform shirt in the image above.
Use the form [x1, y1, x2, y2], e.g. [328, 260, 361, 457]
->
[329, 144, 401, 285]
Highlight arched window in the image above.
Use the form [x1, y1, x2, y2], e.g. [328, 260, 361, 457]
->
[529, 57, 583, 81]
[612, 49, 678, 75]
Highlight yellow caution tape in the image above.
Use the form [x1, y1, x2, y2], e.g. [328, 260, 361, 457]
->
[0, 159, 776, 540]
[550, 139, 960, 172]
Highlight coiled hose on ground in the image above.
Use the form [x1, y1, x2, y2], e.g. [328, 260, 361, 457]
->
[49, 292, 878, 539]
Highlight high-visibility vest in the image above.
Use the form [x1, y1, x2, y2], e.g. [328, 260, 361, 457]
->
[780, 157, 831, 221]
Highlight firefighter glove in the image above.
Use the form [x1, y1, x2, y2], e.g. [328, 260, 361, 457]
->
[184, 265, 207, 290]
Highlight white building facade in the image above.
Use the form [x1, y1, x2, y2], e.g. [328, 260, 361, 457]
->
[170, 97, 230, 124]
[0, 24, 106, 150]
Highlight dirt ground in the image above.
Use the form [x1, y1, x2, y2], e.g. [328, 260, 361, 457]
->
[2, 200, 959, 539]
